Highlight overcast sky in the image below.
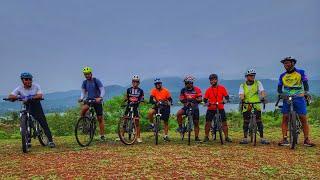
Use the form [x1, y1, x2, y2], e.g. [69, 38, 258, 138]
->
[0, 0, 319, 94]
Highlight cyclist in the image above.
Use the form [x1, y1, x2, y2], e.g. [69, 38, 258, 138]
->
[124, 75, 144, 143]
[203, 74, 232, 142]
[148, 78, 173, 142]
[7, 72, 55, 148]
[278, 57, 315, 147]
[239, 69, 269, 145]
[79, 67, 106, 141]
[176, 75, 202, 142]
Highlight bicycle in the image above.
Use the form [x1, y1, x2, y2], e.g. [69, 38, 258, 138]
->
[241, 101, 265, 146]
[180, 100, 195, 146]
[75, 99, 98, 147]
[275, 95, 302, 149]
[153, 100, 170, 145]
[206, 102, 225, 145]
[3, 97, 48, 153]
[118, 102, 139, 145]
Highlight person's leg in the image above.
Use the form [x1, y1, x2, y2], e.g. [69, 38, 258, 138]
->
[193, 108, 200, 140]
[281, 114, 289, 138]
[299, 115, 309, 139]
[177, 108, 185, 129]
[220, 110, 229, 139]
[242, 112, 250, 138]
[161, 107, 170, 137]
[135, 118, 140, 138]
[95, 104, 105, 136]
[204, 110, 213, 139]
[80, 104, 89, 117]
[256, 111, 263, 138]
[29, 102, 54, 142]
[148, 108, 156, 124]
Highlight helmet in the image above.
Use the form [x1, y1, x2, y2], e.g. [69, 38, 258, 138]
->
[209, 74, 218, 80]
[154, 78, 162, 84]
[132, 75, 140, 82]
[245, 69, 256, 76]
[20, 72, 33, 79]
[82, 66, 92, 74]
[281, 56, 297, 64]
[184, 75, 195, 83]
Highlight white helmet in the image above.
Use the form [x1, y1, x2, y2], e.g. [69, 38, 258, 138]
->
[132, 75, 140, 81]
[245, 69, 256, 76]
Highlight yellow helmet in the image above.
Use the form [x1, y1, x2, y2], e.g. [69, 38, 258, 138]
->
[82, 66, 92, 74]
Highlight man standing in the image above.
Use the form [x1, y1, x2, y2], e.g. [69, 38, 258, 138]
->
[79, 67, 106, 141]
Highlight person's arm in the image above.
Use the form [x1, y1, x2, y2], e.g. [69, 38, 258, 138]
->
[258, 81, 266, 99]
[139, 89, 145, 103]
[239, 84, 244, 101]
[99, 87, 105, 98]
[223, 87, 230, 102]
[196, 88, 203, 103]
[277, 74, 284, 94]
[179, 89, 187, 104]
[301, 70, 309, 92]
[33, 84, 43, 100]
[149, 96, 156, 104]
[8, 86, 20, 100]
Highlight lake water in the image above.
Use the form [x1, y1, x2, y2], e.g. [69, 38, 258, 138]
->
[171, 103, 277, 115]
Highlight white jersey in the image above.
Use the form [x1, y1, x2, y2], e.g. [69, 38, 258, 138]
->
[11, 83, 43, 98]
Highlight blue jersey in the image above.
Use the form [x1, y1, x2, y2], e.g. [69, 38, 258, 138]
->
[81, 78, 104, 99]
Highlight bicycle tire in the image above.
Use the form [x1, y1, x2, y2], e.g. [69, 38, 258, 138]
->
[75, 116, 94, 147]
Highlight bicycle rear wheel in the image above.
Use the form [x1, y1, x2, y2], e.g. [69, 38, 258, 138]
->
[75, 117, 94, 147]
[118, 117, 137, 145]
[20, 115, 29, 153]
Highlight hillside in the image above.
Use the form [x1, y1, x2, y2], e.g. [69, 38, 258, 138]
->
[1, 78, 319, 114]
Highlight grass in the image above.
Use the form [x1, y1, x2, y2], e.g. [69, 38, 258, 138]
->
[0, 127, 319, 179]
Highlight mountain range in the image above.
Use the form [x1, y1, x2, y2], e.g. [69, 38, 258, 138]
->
[1, 77, 319, 115]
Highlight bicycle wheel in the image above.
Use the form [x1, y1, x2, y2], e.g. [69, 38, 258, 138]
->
[75, 117, 94, 147]
[118, 117, 137, 145]
[253, 125, 257, 146]
[216, 115, 224, 145]
[211, 120, 216, 141]
[20, 115, 29, 153]
[154, 117, 160, 145]
[289, 112, 298, 149]
[34, 120, 49, 146]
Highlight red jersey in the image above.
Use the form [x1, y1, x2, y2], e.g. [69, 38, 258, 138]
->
[204, 85, 228, 110]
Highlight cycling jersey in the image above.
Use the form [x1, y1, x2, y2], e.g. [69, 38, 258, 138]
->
[179, 86, 202, 104]
[239, 80, 264, 112]
[278, 68, 307, 95]
[127, 87, 144, 103]
[150, 87, 171, 102]
[11, 83, 42, 98]
[81, 78, 105, 99]
[204, 85, 228, 110]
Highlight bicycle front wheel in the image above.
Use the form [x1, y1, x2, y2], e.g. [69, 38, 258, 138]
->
[75, 117, 95, 147]
[20, 115, 29, 153]
[118, 117, 137, 145]
[154, 117, 160, 145]
[289, 112, 298, 149]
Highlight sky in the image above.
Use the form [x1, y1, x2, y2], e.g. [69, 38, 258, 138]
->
[0, 0, 319, 94]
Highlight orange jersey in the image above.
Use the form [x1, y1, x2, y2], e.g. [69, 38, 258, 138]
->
[150, 87, 171, 101]
[204, 85, 228, 110]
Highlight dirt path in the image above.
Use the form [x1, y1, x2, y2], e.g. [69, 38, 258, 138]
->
[0, 131, 319, 179]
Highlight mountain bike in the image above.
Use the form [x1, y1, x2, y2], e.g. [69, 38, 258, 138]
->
[275, 95, 302, 149]
[118, 102, 139, 145]
[241, 101, 265, 146]
[207, 102, 225, 145]
[153, 101, 170, 145]
[75, 99, 98, 147]
[3, 98, 48, 153]
[180, 100, 195, 146]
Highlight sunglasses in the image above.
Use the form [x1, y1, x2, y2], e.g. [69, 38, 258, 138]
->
[23, 78, 32, 81]
[185, 82, 193, 85]
[132, 81, 140, 83]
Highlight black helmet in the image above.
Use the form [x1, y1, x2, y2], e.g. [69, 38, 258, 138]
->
[281, 57, 297, 64]
[209, 74, 218, 80]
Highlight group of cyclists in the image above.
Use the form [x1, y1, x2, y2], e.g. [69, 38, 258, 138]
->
[4, 56, 315, 149]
